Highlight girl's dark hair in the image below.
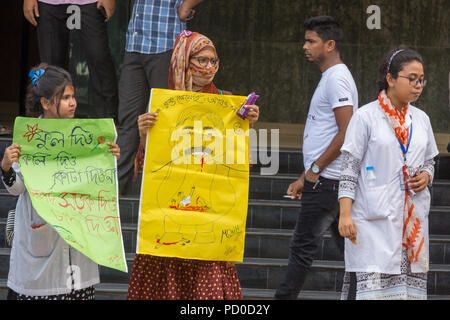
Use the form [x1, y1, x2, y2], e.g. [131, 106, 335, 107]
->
[304, 16, 343, 52]
[25, 63, 74, 117]
[377, 48, 424, 93]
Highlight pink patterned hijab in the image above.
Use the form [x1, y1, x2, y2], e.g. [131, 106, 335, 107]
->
[168, 30, 220, 94]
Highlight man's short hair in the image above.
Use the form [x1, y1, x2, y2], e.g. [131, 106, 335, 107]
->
[304, 16, 343, 52]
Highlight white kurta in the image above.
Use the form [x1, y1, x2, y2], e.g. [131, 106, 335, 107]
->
[341, 100, 439, 274]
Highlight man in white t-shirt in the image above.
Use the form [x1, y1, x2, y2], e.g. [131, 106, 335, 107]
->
[275, 16, 358, 300]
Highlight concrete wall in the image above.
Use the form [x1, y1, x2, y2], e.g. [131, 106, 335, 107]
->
[70, 0, 450, 133]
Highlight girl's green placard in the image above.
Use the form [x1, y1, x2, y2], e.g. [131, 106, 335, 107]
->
[13, 117, 127, 272]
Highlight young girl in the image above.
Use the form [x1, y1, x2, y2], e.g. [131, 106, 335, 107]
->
[1, 63, 120, 300]
[126, 31, 259, 300]
[338, 49, 438, 300]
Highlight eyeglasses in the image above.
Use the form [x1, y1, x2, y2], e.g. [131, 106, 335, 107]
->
[191, 56, 219, 68]
[398, 75, 427, 88]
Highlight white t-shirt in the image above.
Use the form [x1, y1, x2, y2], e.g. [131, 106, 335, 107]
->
[302, 63, 358, 180]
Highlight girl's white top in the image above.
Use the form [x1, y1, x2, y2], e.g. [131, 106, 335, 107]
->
[4, 162, 99, 296]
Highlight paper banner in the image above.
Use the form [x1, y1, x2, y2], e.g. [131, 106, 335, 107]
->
[13, 117, 127, 272]
[137, 89, 250, 262]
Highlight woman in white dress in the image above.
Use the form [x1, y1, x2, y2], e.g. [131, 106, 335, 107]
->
[338, 48, 438, 300]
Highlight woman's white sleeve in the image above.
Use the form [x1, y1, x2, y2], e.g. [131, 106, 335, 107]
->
[340, 112, 369, 161]
[420, 158, 435, 186]
[338, 151, 361, 200]
[338, 111, 368, 200]
[420, 115, 438, 186]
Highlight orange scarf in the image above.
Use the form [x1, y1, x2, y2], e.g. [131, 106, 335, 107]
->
[378, 90, 428, 272]
[168, 31, 219, 94]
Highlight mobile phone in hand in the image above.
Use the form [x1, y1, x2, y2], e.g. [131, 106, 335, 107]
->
[236, 92, 259, 119]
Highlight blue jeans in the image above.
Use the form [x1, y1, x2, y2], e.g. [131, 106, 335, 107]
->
[275, 176, 344, 299]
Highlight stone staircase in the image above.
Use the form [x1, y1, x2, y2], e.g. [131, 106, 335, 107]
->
[0, 136, 449, 300]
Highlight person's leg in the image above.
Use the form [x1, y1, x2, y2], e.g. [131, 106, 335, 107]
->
[143, 49, 172, 91]
[327, 178, 344, 254]
[36, 2, 70, 68]
[347, 272, 357, 300]
[330, 214, 345, 254]
[78, 3, 118, 119]
[116, 52, 149, 195]
[274, 178, 341, 300]
[116, 49, 172, 194]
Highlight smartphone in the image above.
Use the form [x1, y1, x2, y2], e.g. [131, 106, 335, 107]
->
[236, 92, 259, 119]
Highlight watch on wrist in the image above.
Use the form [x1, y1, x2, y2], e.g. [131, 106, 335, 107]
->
[311, 162, 321, 175]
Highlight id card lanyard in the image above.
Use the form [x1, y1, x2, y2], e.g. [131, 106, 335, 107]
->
[397, 121, 413, 194]
[397, 122, 413, 164]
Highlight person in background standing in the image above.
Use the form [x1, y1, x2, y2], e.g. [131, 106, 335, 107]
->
[23, 0, 118, 119]
[116, 0, 205, 195]
[275, 16, 358, 300]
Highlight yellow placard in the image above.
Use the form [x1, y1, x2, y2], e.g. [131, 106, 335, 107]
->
[137, 89, 250, 262]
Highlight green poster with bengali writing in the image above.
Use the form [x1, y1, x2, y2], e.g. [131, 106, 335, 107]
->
[13, 117, 127, 272]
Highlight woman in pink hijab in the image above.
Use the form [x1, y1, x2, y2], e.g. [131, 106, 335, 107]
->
[127, 31, 259, 300]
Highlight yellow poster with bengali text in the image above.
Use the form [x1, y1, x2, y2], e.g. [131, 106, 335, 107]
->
[137, 89, 250, 262]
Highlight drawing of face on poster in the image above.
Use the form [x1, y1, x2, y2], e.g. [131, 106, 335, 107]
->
[138, 89, 249, 261]
[154, 106, 242, 246]
[170, 106, 225, 166]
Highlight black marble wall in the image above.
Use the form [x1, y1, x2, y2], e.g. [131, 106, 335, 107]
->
[70, 0, 450, 132]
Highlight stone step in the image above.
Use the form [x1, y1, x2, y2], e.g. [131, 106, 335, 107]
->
[120, 197, 450, 235]
[236, 258, 450, 296]
[2, 218, 449, 265]
[1, 280, 449, 300]
[94, 257, 450, 296]
[251, 152, 450, 181]
[115, 197, 304, 228]
[1, 136, 448, 179]
[1, 188, 450, 236]
[249, 175, 450, 207]
[432, 180, 450, 207]
[1, 279, 449, 301]
[0, 192, 18, 220]
[86, 283, 343, 300]
[244, 229, 450, 264]
[1, 249, 449, 296]
[242, 288, 450, 300]
[4, 190, 449, 234]
[436, 156, 450, 180]
[247, 201, 450, 235]
[123, 169, 450, 206]
[124, 170, 450, 205]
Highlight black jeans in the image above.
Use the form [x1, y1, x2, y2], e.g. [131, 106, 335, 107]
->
[274, 176, 344, 300]
[116, 50, 172, 195]
[36, 2, 118, 118]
